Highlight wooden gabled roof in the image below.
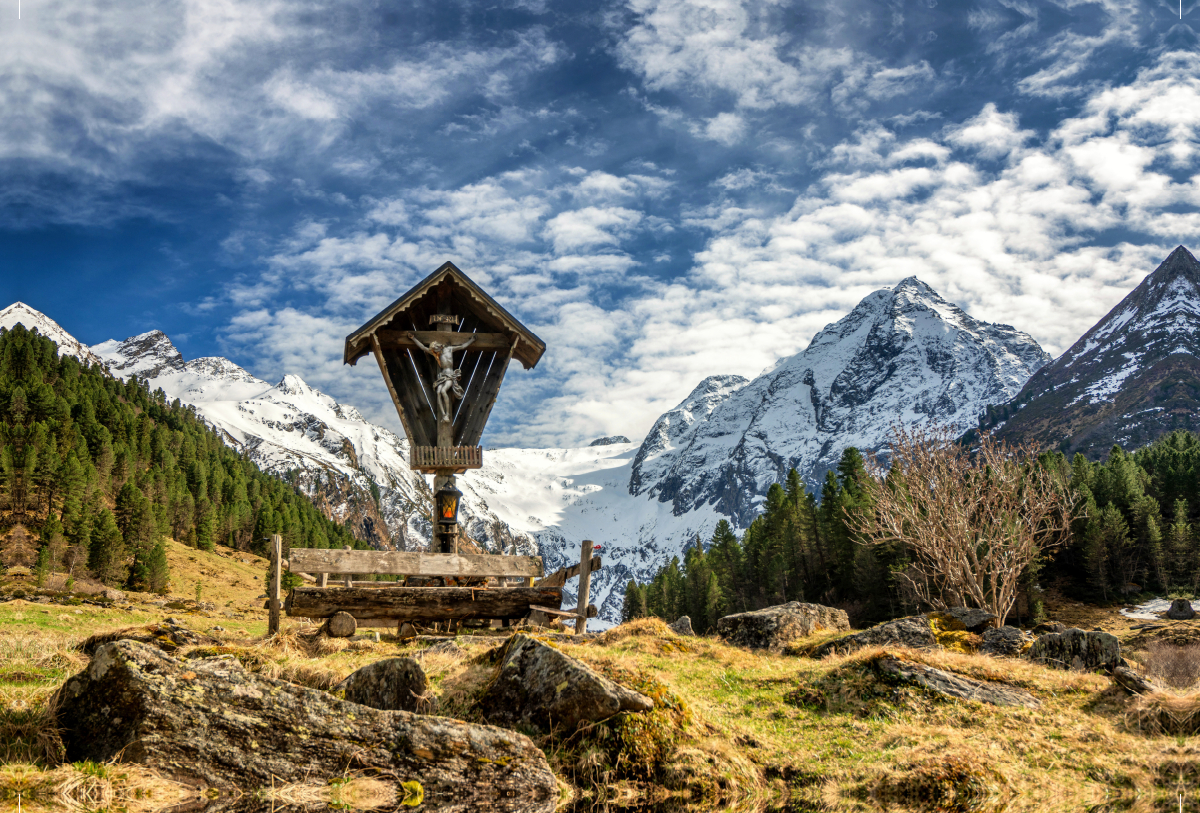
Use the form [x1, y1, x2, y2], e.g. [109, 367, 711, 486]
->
[343, 261, 546, 370]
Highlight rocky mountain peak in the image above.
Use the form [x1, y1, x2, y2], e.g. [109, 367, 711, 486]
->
[92, 330, 185, 379]
[992, 245, 1200, 457]
[630, 278, 1049, 526]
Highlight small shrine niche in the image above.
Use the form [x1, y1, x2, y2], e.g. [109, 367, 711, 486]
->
[343, 261, 545, 551]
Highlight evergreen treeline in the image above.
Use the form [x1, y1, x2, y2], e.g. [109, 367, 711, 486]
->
[624, 432, 1200, 631]
[0, 324, 366, 591]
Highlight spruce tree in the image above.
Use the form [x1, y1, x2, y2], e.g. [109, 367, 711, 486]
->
[88, 508, 127, 586]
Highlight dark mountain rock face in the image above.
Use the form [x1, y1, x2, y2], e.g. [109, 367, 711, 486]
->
[629, 278, 1050, 527]
[992, 246, 1200, 457]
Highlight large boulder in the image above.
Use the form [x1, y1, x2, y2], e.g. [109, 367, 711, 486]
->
[875, 657, 1039, 709]
[1166, 599, 1196, 620]
[55, 640, 557, 810]
[480, 634, 652, 732]
[717, 602, 850, 652]
[1027, 628, 1120, 672]
[978, 626, 1031, 657]
[809, 616, 938, 658]
[344, 657, 436, 714]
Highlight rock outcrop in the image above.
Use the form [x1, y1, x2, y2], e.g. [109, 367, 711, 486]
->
[344, 657, 435, 714]
[56, 640, 557, 810]
[809, 616, 938, 658]
[669, 616, 695, 636]
[979, 626, 1031, 657]
[718, 602, 850, 652]
[1027, 628, 1120, 672]
[876, 657, 1040, 708]
[933, 607, 998, 633]
[1166, 599, 1196, 620]
[480, 634, 652, 732]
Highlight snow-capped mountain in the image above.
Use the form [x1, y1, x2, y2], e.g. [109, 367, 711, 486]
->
[991, 246, 1200, 457]
[0, 303, 106, 368]
[629, 277, 1052, 526]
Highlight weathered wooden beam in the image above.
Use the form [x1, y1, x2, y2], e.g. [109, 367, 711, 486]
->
[287, 549, 543, 578]
[575, 540, 594, 635]
[285, 586, 563, 621]
[529, 604, 598, 619]
[534, 555, 602, 588]
[268, 534, 282, 636]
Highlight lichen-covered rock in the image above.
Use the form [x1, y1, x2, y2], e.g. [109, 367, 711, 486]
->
[344, 657, 435, 714]
[979, 626, 1031, 657]
[78, 620, 220, 656]
[717, 602, 849, 652]
[1032, 621, 1067, 635]
[669, 616, 695, 636]
[1112, 665, 1160, 695]
[809, 616, 938, 658]
[934, 607, 998, 633]
[1027, 628, 1120, 672]
[55, 640, 557, 811]
[1166, 599, 1196, 620]
[875, 657, 1039, 708]
[480, 634, 652, 732]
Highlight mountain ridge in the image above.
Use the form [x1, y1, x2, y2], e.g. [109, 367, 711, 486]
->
[990, 245, 1200, 456]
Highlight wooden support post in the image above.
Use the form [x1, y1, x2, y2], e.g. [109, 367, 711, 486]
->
[575, 539, 594, 635]
[317, 572, 328, 588]
[268, 534, 282, 636]
[342, 545, 353, 587]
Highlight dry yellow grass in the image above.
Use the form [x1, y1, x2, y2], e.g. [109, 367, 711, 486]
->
[5, 546, 1200, 811]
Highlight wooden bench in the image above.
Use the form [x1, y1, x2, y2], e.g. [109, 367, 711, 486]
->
[267, 536, 603, 635]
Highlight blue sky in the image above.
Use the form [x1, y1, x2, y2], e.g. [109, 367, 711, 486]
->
[2, 0, 1199, 447]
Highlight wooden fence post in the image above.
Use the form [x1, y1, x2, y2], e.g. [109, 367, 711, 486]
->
[343, 545, 353, 587]
[575, 539, 594, 635]
[268, 534, 282, 636]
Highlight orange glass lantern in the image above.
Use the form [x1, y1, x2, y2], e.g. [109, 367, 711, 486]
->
[435, 484, 463, 526]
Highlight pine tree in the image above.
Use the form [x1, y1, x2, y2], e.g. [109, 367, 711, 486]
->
[88, 508, 127, 586]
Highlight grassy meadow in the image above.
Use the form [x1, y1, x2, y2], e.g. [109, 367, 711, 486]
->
[0, 537, 1196, 812]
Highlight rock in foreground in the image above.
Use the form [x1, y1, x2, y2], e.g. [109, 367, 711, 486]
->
[809, 616, 938, 658]
[56, 640, 556, 811]
[717, 602, 850, 652]
[876, 657, 1040, 709]
[344, 657, 436, 713]
[669, 616, 695, 636]
[78, 619, 220, 656]
[480, 634, 652, 732]
[978, 626, 1031, 657]
[1027, 628, 1120, 672]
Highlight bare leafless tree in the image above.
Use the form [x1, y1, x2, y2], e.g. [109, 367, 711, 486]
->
[851, 424, 1076, 625]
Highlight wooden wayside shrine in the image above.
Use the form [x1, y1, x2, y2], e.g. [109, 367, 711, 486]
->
[261, 261, 605, 636]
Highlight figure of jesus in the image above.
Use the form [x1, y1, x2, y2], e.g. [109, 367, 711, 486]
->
[408, 332, 476, 423]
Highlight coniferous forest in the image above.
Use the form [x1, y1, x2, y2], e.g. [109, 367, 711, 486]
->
[0, 325, 366, 592]
[623, 433, 1200, 632]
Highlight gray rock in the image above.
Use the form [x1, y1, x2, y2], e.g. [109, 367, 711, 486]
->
[717, 602, 850, 652]
[78, 620, 220, 656]
[809, 615, 938, 658]
[1166, 598, 1196, 620]
[101, 588, 126, 602]
[1112, 665, 1160, 695]
[55, 640, 556, 809]
[1027, 628, 1120, 672]
[344, 657, 436, 714]
[669, 616, 695, 636]
[1032, 621, 1067, 635]
[939, 607, 999, 633]
[979, 626, 1030, 657]
[876, 657, 1039, 708]
[480, 634, 652, 732]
